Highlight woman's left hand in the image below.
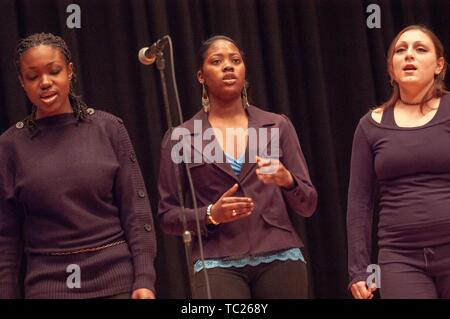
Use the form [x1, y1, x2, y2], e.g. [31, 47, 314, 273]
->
[255, 156, 295, 189]
[131, 288, 156, 299]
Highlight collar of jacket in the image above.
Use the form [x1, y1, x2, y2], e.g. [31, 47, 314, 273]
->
[177, 105, 277, 182]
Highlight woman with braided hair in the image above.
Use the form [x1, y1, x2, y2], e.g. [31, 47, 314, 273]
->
[0, 33, 157, 299]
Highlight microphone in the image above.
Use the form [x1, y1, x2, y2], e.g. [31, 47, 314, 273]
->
[138, 37, 169, 65]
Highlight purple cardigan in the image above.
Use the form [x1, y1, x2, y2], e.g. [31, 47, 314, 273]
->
[0, 110, 156, 298]
[157, 105, 317, 262]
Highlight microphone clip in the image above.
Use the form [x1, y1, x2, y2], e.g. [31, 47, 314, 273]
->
[138, 36, 169, 65]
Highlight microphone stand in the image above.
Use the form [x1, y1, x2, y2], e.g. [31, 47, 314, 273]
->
[154, 40, 212, 299]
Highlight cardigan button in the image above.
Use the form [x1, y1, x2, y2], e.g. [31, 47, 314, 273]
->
[16, 121, 24, 129]
[144, 224, 152, 232]
[138, 190, 146, 198]
[130, 152, 136, 162]
[86, 108, 95, 115]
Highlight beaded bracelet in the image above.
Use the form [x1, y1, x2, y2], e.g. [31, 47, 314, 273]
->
[206, 204, 220, 225]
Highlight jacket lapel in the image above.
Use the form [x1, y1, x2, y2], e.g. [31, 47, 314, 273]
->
[183, 110, 239, 181]
[238, 106, 276, 181]
[180, 106, 276, 182]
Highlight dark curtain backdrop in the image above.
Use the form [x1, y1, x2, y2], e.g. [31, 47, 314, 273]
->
[0, 0, 449, 298]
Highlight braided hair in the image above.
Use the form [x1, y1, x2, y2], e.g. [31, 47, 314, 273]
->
[15, 33, 88, 134]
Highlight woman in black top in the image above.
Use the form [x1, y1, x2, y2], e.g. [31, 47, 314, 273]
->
[347, 25, 448, 299]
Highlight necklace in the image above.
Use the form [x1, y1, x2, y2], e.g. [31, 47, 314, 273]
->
[399, 96, 433, 106]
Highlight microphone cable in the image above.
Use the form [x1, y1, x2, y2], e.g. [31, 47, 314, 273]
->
[148, 35, 213, 299]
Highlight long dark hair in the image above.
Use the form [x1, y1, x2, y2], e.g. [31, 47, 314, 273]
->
[381, 25, 448, 112]
[15, 33, 88, 134]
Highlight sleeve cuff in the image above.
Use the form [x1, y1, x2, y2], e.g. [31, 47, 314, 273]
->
[281, 175, 299, 192]
[132, 274, 156, 293]
[0, 283, 20, 299]
[132, 255, 156, 293]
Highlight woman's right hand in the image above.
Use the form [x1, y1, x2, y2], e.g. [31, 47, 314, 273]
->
[350, 281, 377, 299]
[209, 184, 254, 224]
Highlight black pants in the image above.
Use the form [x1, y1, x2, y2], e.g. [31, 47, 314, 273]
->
[379, 243, 450, 298]
[192, 259, 308, 299]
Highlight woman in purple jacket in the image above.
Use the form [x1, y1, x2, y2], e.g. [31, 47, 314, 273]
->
[157, 35, 317, 298]
[347, 25, 448, 298]
[0, 33, 156, 298]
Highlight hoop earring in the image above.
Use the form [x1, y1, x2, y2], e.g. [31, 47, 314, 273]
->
[389, 77, 397, 87]
[242, 86, 249, 110]
[202, 84, 210, 113]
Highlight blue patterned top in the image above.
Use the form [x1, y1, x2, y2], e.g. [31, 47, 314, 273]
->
[225, 152, 245, 176]
[194, 248, 305, 273]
